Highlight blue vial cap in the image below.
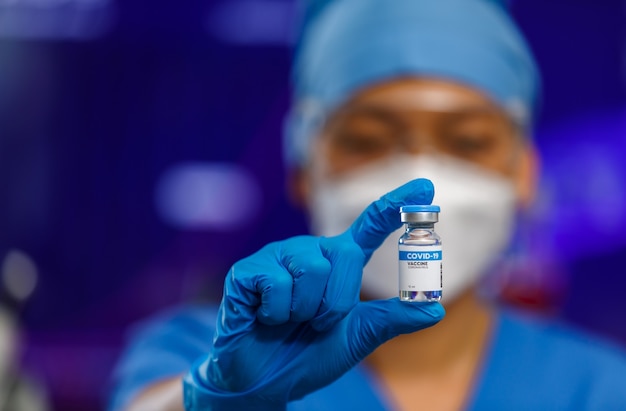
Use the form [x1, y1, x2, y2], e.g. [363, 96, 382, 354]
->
[400, 205, 440, 213]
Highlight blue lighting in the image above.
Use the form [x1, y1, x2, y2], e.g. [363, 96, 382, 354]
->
[0, 0, 116, 40]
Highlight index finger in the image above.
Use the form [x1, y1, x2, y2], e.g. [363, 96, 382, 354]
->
[348, 178, 434, 261]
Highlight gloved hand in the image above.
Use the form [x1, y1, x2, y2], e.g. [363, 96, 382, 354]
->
[183, 179, 445, 410]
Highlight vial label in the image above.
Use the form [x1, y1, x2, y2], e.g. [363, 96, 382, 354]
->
[398, 245, 442, 292]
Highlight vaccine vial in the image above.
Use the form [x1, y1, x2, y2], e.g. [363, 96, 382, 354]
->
[398, 205, 442, 302]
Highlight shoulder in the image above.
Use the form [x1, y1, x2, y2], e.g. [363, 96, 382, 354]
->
[498, 309, 626, 368]
[117, 303, 220, 371]
[127, 304, 220, 344]
[108, 304, 220, 411]
[475, 308, 626, 410]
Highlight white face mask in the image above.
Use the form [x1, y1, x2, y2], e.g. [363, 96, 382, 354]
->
[307, 154, 517, 303]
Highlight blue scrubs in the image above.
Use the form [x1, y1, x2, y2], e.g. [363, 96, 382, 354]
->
[108, 305, 626, 410]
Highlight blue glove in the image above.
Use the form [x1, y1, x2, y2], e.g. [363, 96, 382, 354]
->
[183, 179, 445, 410]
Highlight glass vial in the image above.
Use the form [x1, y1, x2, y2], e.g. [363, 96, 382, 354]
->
[398, 205, 442, 302]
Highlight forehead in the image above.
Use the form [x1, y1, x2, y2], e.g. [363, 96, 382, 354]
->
[340, 77, 500, 113]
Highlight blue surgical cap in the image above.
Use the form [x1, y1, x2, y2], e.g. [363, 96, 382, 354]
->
[284, 0, 540, 166]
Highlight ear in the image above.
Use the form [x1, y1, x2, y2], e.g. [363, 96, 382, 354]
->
[286, 167, 311, 210]
[514, 142, 540, 209]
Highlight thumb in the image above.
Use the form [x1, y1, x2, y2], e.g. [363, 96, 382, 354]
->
[346, 299, 445, 361]
[349, 178, 434, 261]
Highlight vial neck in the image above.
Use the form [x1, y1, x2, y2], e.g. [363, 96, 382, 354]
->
[406, 222, 435, 230]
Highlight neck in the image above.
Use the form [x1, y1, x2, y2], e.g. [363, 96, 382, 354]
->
[366, 289, 494, 375]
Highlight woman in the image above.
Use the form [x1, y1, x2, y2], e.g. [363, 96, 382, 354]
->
[110, 0, 626, 410]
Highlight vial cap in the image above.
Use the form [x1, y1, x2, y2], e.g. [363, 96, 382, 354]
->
[400, 205, 440, 213]
[400, 204, 439, 223]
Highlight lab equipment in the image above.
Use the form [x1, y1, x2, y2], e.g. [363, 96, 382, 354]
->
[399, 205, 442, 302]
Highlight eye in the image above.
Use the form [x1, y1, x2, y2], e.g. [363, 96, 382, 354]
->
[332, 130, 394, 155]
[439, 112, 510, 158]
[444, 132, 497, 155]
[326, 113, 400, 158]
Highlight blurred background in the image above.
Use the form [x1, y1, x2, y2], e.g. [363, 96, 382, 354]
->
[0, 0, 624, 409]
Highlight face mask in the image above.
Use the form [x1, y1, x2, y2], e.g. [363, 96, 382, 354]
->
[307, 154, 517, 303]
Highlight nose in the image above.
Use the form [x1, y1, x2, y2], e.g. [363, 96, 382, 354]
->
[401, 133, 440, 156]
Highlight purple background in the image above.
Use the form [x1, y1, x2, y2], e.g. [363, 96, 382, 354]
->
[0, 0, 624, 409]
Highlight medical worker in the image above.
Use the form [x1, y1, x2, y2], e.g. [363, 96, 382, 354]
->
[109, 0, 626, 410]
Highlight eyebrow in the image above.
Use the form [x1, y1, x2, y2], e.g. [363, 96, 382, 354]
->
[336, 101, 506, 115]
[326, 105, 406, 129]
[330, 103, 513, 128]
